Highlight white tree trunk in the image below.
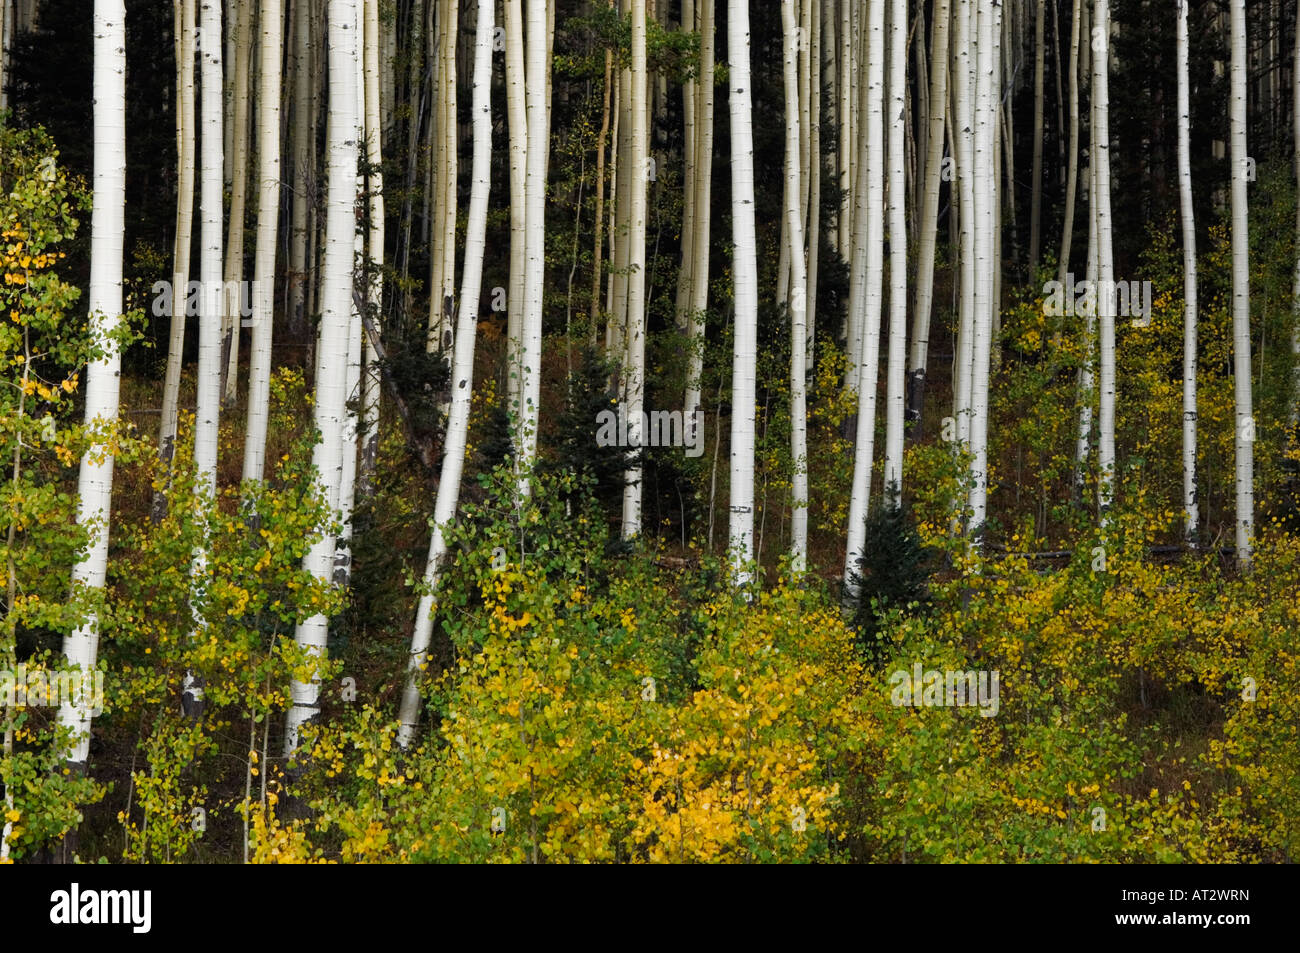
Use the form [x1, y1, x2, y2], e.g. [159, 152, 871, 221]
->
[1177, 0, 1197, 543]
[620, 0, 648, 539]
[782, 0, 809, 572]
[222, 0, 252, 406]
[396, 0, 492, 748]
[905, 0, 949, 429]
[192, 0, 225, 638]
[241, 0, 283, 484]
[964, 0, 999, 537]
[1027, 0, 1044, 276]
[1229, 0, 1254, 565]
[285, 0, 359, 754]
[360, 0, 383, 490]
[727, 0, 758, 586]
[1093, 0, 1116, 523]
[841, 0, 885, 602]
[516, 0, 548, 497]
[158, 0, 197, 511]
[1057, 0, 1080, 287]
[684, 0, 714, 447]
[881, 0, 906, 499]
[288, 0, 313, 346]
[504, 0, 527, 428]
[59, 0, 127, 772]
[952, 0, 975, 446]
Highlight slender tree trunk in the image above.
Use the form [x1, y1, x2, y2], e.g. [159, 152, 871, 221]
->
[192, 0, 225, 631]
[1229, 0, 1253, 565]
[222, 0, 252, 405]
[516, 0, 548, 496]
[1177, 0, 1197, 543]
[965, 0, 999, 538]
[881, 0, 905, 497]
[1291, 0, 1300, 430]
[504, 0, 527, 429]
[156, 0, 197, 521]
[1057, 0, 1080, 288]
[905, 0, 948, 433]
[685, 0, 714, 447]
[727, 0, 758, 586]
[782, 0, 809, 571]
[395, 0, 492, 746]
[242, 0, 283, 484]
[289, 0, 313, 346]
[621, 0, 648, 538]
[285, 0, 359, 754]
[1094, 0, 1115, 523]
[59, 0, 127, 781]
[360, 0, 383, 491]
[842, 0, 884, 602]
[1027, 0, 1044, 276]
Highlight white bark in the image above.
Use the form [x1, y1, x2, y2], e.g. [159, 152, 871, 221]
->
[504, 0, 527, 428]
[1093, 0, 1115, 523]
[906, 0, 949, 429]
[59, 0, 127, 771]
[1229, 0, 1253, 564]
[842, 0, 885, 601]
[620, 0, 648, 539]
[396, 0, 492, 748]
[285, 0, 359, 754]
[1177, 0, 1197, 542]
[241, 0, 283, 484]
[516, 0, 548, 496]
[222, 0, 252, 406]
[1057, 0, 1080, 286]
[727, 0, 758, 586]
[782, 0, 809, 572]
[952, 0, 975, 445]
[965, 0, 999, 537]
[360, 0, 383, 490]
[882, 0, 906, 498]
[684, 0, 714, 446]
[158, 0, 197, 502]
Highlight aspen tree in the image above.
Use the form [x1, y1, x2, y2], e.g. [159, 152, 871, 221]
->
[842, 0, 885, 601]
[516, 0, 548, 496]
[59, 0, 127, 775]
[906, 0, 949, 431]
[684, 0, 714, 448]
[1093, 0, 1115, 522]
[360, 0, 383, 489]
[396, 0, 493, 747]
[1177, 0, 1197, 542]
[156, 0, 196, 520]
[241, 0, 283, 484]
[1229, 0, 1253, 564]
[285, 0, 358, 754]
[620, 0, 648, 539]
[728, 0, 759, 586]
[221, 0, 252, 406]
[782, 0, 810, 571]
[882, 0, 906, 498]
[1027, 0, 1044, 276]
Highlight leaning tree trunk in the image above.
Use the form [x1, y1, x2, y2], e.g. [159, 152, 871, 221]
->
[905, 0, 949, 433]
[396, 0, 492, 748]
[155, 0, 196, 521]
